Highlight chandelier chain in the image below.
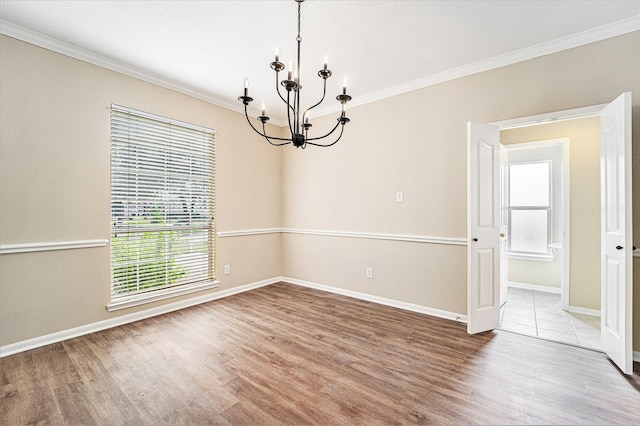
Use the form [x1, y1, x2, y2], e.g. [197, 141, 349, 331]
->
[297, 1, 302, 42]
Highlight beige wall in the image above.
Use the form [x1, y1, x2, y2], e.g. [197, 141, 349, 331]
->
[2, 30, 640, 352]
[0, 35, 283, 346]
[502, 118, 601, 310]
[282, 31, 640, 350]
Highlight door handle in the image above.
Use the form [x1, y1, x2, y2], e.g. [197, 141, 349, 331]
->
[472, 238, 478, 242]
[616, 245, 623, 250]
[500, 233, 505, 238]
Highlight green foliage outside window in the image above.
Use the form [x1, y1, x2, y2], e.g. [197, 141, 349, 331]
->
[111, 217, 187, 295]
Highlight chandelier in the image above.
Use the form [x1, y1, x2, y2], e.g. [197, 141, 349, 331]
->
[238, 0, 351, 149]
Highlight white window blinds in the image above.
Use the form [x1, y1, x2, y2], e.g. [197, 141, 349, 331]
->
[110, 105, 216, 298]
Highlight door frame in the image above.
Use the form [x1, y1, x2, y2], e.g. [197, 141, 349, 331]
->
[503, 138, 570, 311]
[468, 96, 633, 375]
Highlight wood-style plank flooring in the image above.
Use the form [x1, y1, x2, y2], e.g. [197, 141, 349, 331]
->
[2, 282, 639, 425]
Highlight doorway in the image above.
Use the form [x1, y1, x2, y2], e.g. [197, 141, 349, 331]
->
[500, 138, 601, 349]
[467, 92, 633, 375]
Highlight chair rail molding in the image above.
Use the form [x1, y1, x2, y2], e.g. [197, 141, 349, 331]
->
[217, 228, 467, 246]
[0, 239, 109, 255]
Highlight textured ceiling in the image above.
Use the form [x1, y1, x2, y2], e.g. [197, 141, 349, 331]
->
[2, 0, 640, 123]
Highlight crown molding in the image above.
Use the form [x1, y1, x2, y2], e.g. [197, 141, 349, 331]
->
[314, 15, 640, 117]
[2, 16, 639, 126]
[0, 19, 250, 120]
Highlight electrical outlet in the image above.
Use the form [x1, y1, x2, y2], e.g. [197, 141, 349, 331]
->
[224, 264, 230, 275]
[366, 267, 373, 278]
[396, 191, 404, 202]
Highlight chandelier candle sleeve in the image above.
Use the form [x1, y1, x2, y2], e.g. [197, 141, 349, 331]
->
[238, 0, 351, 149]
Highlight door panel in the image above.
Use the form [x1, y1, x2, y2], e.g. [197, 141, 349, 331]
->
[600, 92, 632, 375]
[467, 122, 501, 334]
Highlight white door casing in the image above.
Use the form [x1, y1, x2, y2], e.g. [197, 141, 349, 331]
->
[500, 144, 509, 307]
[467, 122, 501, 334]
[600, 92, 633, 375]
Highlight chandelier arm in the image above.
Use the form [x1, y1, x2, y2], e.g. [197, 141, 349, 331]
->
[286, 91, 296, 136]
[243, 105, 291, 144]
[305, 124, 345, 147]
[261, 121, 292, 146]
[294, 88, 301, 134]
[304, 77, 327, 116]
[305, 117, 342, 141]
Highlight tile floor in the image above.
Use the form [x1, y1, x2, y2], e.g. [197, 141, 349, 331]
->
[499, 287, 602, 350]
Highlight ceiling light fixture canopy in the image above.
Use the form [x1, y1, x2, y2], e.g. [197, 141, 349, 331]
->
[238, 0, 351, 149]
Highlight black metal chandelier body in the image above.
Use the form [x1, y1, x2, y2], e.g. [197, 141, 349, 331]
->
[238, 0, 351, 148]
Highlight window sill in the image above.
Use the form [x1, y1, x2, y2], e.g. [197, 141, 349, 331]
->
[107, 280, 220, 312]
[508, 253, 555, 262]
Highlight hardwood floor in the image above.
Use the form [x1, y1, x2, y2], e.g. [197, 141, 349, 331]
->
[2, 282, 639, 425]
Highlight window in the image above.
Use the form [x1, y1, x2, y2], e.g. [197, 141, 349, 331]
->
[508, 161, 551, 257]
[110, 105, 216, 306]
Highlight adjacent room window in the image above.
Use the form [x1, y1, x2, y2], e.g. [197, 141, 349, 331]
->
[508, 161, 551, 256]
[110, 105, 216, 301]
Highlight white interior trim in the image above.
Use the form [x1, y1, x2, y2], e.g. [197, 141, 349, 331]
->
[491, 104, 606, 129]
[0, 239, 109, 254]
[1, 276, 465, 358]
[217, 228, 282, 238]
[284, 277, 467, 323]
[0, 20, 252, 123]
[568, 305, 601, 317]
[218, 227, 467, 246]
[313, 17, 640, 119]
[284, 229, 467, 245]
[107, 280, 221, 312]
[507, 281, 562, 294]
[0, 277, 278, 358]
[3, 15, 638, 126]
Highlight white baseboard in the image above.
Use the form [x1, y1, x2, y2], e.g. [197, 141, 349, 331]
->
[567, 305, 601, 317]
[281, 276, 467, 324]
[0, 277, 279, 358]
[507, 281, 562, 294]
[5, 276, 633, 362]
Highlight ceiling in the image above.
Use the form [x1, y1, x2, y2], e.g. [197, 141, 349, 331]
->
[2, 1, 640, 124]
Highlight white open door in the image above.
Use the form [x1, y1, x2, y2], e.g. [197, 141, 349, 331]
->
[467, 122, 501, 334]
[600, 92, 633, 375]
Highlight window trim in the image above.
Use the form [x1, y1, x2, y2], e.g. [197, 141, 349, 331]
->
[109, 104, 217, 306]
[106, 280, 220, 312]
[507, 160, 553, 260]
